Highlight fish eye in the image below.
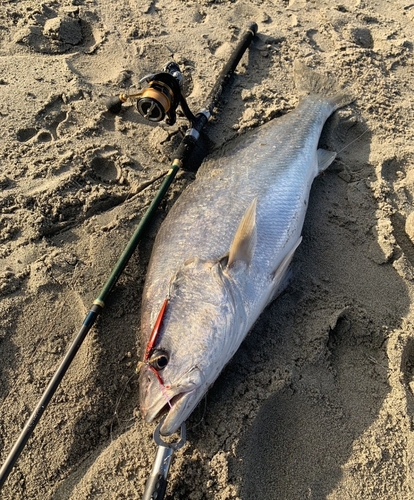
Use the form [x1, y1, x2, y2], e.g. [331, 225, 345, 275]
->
[149, 350, 169, 371]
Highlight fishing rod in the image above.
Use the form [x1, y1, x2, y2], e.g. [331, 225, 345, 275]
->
[0, 22, 258, 490]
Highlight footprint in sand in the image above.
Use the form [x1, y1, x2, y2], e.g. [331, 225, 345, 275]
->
[15, 91, 89, 143]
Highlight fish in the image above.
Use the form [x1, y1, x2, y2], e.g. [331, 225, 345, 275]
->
[138, 61, 352, 435]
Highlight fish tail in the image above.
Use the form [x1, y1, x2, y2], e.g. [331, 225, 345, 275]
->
[293, 60, 354, 110]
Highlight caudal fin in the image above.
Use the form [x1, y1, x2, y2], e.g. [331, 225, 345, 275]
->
[293, 60, 353, 110]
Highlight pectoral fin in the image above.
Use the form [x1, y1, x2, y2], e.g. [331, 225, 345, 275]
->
[227, 198, 257, 268]
[317, 148, 337, 173]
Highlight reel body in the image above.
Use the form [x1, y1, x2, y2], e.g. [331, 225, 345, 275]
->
[107, 62, 195, 126]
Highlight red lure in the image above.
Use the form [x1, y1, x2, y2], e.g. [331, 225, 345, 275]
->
[144, 298, 169, 386]
[144, 298, 168, 360]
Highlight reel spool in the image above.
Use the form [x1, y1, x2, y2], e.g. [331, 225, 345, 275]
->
[106, 62, 195, 126]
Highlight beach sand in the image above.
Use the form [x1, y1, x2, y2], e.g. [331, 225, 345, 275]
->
[1, 0, 414, 498]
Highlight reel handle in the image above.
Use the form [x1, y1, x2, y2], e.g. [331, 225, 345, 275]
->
[105, 95, 125, 114]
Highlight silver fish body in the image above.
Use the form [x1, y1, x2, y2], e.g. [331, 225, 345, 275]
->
[139, 64, 351, 435]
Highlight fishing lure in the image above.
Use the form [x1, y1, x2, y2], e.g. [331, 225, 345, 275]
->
[138, 298, 170, 389]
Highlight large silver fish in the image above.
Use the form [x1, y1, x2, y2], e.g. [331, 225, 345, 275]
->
[138, 62, 352, 435]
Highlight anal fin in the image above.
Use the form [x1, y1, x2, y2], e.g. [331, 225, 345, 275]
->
[317, 148, 336, 173]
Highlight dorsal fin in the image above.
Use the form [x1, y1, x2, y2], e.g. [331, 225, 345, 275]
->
[227, 198, 257, 268]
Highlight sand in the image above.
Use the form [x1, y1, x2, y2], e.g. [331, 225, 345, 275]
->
[0, 0, 414, 498]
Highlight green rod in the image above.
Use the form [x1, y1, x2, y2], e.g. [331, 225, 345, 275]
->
[96, 162, 181, 305]
[0, 163, 181, 491]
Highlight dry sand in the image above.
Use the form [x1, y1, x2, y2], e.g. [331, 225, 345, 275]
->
[1, 0, 414, 498]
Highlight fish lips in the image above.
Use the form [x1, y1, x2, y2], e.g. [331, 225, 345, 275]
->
[140, 366, 205, 436]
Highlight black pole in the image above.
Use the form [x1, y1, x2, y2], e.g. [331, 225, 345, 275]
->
[0, 21, 257, 489]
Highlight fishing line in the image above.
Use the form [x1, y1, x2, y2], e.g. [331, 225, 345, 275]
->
[109, 371, 138, 441]
[335, 126, 370, 156]
[159, 382, 173, 411]
[187, 394, 208, 432]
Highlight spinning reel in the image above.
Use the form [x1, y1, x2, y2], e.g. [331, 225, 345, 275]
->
[106, 62, 196, 126]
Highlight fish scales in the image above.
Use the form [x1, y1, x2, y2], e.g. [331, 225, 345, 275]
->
[139, 63, 352, 435]
[143, 98, 331, 320]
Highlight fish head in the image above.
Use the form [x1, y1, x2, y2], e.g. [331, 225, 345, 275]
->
[139, 256, 243, 435]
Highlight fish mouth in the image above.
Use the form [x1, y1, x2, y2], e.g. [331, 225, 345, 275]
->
[140, 366, 205, 435]
[143, 388, 199, 436]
